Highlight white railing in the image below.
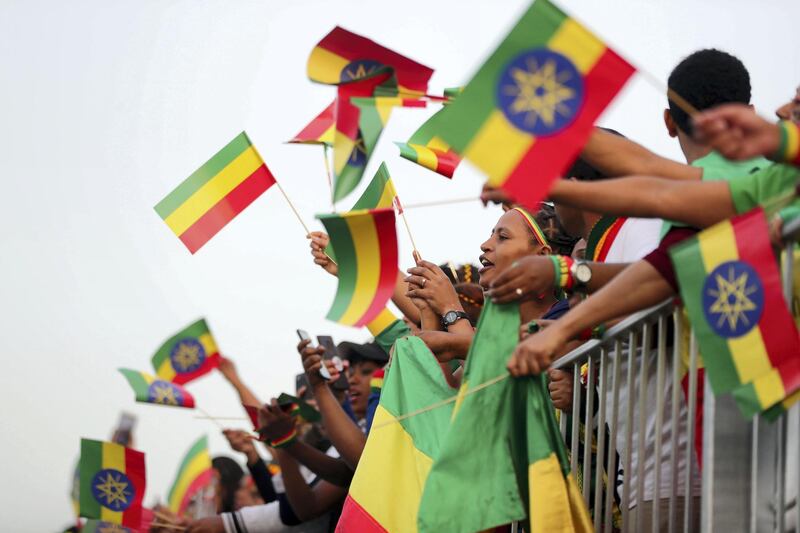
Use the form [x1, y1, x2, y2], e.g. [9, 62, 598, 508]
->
[551, 217, 800, 532]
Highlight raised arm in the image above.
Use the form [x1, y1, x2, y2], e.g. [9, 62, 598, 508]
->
[217, 357, 261, 408]
[582, 127, 702, 181]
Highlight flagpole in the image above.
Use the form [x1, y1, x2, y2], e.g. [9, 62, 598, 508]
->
[323, 144, 335, 212]
[195, 406, 226, 431]
[402, 196, 481, 210]
[273, 178, 338, 266]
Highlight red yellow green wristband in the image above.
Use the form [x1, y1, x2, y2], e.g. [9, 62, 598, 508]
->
[556, 255, 575, 290]
[578, 324, 606, 341]
[270, 428, 298, 448]
[776, 120, 800, 166]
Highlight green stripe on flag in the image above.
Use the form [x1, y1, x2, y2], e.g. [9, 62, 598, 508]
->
[79, 439, 103, 517]
[670, 235, 741, 393]
[352, 163, 391, 211]
[168, 436, 208, 503]
[154, 132, 252, 218]
[119, 369, 150, 401]
[151, 319, 211, 369]
[319, 214, 358, 320]
[435, 0, 564, 152]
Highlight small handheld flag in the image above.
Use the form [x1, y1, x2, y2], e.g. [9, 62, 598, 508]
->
[118, 369, 195, 409]
[288, 101, 337, 145]
[151, 319, 220, 385]
[79, 438, 146, 528]
[670, 208, 800, 418]
[428, 0, 634, 205]
[82, 520, 135, 533]
[167, 436, 213, 516]
[317, 208, 399, 327]
[396, 105, 462, 179]
[155, 132, 276, 253]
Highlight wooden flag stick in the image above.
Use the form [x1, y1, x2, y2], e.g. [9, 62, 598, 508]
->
[274, 179, 312, 236]
[152, 522, 187, 531]
[402, 196, 481, 210]
[193, 415, 249, 421]
[195, 406, 225, 431]
[323, 145, 335, 212]
[399, 205, 420, 258]
[635, 68, 700, 118]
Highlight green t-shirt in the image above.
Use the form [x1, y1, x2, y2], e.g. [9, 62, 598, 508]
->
[728, 163, 800, 214]
[661, 151, 773, 237]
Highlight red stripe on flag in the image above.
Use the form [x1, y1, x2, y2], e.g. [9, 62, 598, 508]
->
[336, 494, 389, 533]
[435, 150, 459, 178]
[336, 75, 392, 142]
[178, 468, 213, 516]
[292, 101, 336, 142]
[733, 210, 800, 368]
[355, 211, 398, 327]
[179, 165, 276, 254]
[183, 391, 196, 409]
[122, 447, 146, 528]
[596, 217, 627, 262]
[171, 353, 220, 385]
[502, 48, 635, 207]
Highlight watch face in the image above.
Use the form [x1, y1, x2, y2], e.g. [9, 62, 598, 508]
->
[444, 311, 457, 323]
[576, 263, 592, 283]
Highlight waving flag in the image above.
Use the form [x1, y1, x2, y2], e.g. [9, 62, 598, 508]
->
[350, 162, 398, 211]
[430, 0, 634, 204]
[79, 439, 146, 528]
[288, 100, 336, 145]
[671, 208, 800, 417]
[83, 520, 135, 533]
[317, 208, 398, 327]
[118, 369, 195, 409]
[168, 436, 214, 516]
[307, 26, 433, 94]
[151, 319, 220, 385]
[336, 337, 454, 532]
[396, 106, 462, 178]
[155, 132, 276, 253]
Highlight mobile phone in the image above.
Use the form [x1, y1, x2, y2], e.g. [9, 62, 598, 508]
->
[318, 335, 349, 391]
[296, 329, 312, 344]
[111, 412, 137, 447]
[295, 373, 310, 397]
[297, 329, 330, 380]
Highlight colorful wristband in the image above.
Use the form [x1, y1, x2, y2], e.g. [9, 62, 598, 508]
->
[555, 255, 575, 290]
[270, 428, 298, 449]
[776, 121, 800, 166]
[549, 256, 561, 290]
[577, 324, 606, 341]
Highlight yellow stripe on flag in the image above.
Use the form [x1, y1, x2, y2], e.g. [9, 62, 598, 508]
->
[319, 124, 335, 144]
[375, 100, 396, 125]
[168, 450, 211, 512]
[785, 122, 800, 162]
[142, 373, 155, 385]
[366, 308, 398, 336]
[752, 369, 787, 410]
[376, 180, 397, 209]
[338, 214, 381, 325]
[334, 133, 357, 174]
[100, 442, 126, 523]
[199, 333, 218, 357]
[164, 147, 264, 235]
[157, 359, 177, 381]
[697, 221, 772, 383]
[349, 406, 433, 533]
[427, 136, 450, 152]
[409, 144, 440, 171]
[307, 48, 350, 84]
[464, 110, 534, 186]
[528, 453, 579, 533]
[546, 18, 605, 74]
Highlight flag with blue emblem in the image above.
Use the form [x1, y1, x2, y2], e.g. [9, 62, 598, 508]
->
[118, 369, 196, 409]
[424, 0, 634, 205]
[151, 319, 220, 386]
[670, 208, 800, 418]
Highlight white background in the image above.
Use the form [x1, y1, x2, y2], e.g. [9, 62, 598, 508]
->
[0, 0, 797, 529]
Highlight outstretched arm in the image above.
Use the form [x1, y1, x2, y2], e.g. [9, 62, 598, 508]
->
[217, 357, 261, 408]
[549, 176, 735, 229]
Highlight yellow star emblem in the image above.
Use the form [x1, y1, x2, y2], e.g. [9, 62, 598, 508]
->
[151, 382, 179, 405]
[707, 265, 759, 332]
[173, 341, 201, 371]
[94, 471, 132, 508]
[98, 523, 130, 533]
[502, 57, 576, 129]
[348, 136, 367, 165]
[342, 62, 378, 81]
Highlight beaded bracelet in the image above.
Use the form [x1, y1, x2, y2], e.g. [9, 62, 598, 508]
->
[556, 255, 575, 290]
[270, 428, 298, 449]
[577, 324, 606, 341]
[776, 120, 800, 166]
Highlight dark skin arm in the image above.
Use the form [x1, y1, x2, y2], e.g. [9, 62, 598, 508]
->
[273, 448, 347, 522]
[416, 331, 473, 362]
[406, 259, 475, 336]
[582, 127, 702, 180]
[487, 254, 630, 303]
[548, 176, 735, 230]
[298, 340, 366, 469]
[217, 356, 261, 409]
[508, 260, 673, 375]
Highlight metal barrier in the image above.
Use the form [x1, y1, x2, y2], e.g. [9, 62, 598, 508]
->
[550, 216, 800, 532]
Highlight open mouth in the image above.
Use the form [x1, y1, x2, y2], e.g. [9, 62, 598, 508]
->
[478, 254, 494, 274]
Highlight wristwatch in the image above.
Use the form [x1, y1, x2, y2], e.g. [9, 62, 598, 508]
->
[570, 260, 592, 290]
[441, 310, 470, 328]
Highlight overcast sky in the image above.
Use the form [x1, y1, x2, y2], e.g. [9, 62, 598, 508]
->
[1, 0, 798, 530]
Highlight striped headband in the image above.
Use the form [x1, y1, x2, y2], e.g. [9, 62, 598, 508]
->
[510, 207, 549, 248]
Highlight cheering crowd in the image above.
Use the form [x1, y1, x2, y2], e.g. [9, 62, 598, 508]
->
[78, 46, 800, 533]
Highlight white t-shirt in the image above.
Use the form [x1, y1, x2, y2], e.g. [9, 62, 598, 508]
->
[602, 217, 661, 264]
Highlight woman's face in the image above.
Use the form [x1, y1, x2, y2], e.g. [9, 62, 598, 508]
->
[479, 210, 545, 289]
[347, 360, 380, 418]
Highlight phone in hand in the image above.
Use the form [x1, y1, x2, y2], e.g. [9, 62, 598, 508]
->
[111, 412, 137, 447]
[317, 335, 349, 391]
[297, 329, 331, 380]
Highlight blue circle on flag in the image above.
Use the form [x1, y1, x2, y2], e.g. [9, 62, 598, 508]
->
[147, 380, 185, 405]
[347, 131, 368, 167]
[170, 338, 206, 374]
[496, 48, 584, 136]
[701, 260, 764, 338]
[339, 59, 383, 82]
[91, 468, 135, 511]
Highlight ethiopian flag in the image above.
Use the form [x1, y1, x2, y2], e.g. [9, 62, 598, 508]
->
[431, 0, 634, 204]
[118, 369, 195, 409]
[670, 208, 800, 417]
[83, 520, 135, 533]
[417, 301, 591, 532]
[79, 439, 146, 527]
[336, 336, 455, 532]
[317, 208, 398, 327]
[168, 436, 213, 516]
[350, 162, 398, 211]
[396, 106, 462, 179]
[151, 319, 220, 385]
[307, 26, 433, 94]
[288, 100, 336, 145]
[155, 132, 276, 253]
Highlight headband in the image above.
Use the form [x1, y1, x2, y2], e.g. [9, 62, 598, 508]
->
[511, 207, 549, 248]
